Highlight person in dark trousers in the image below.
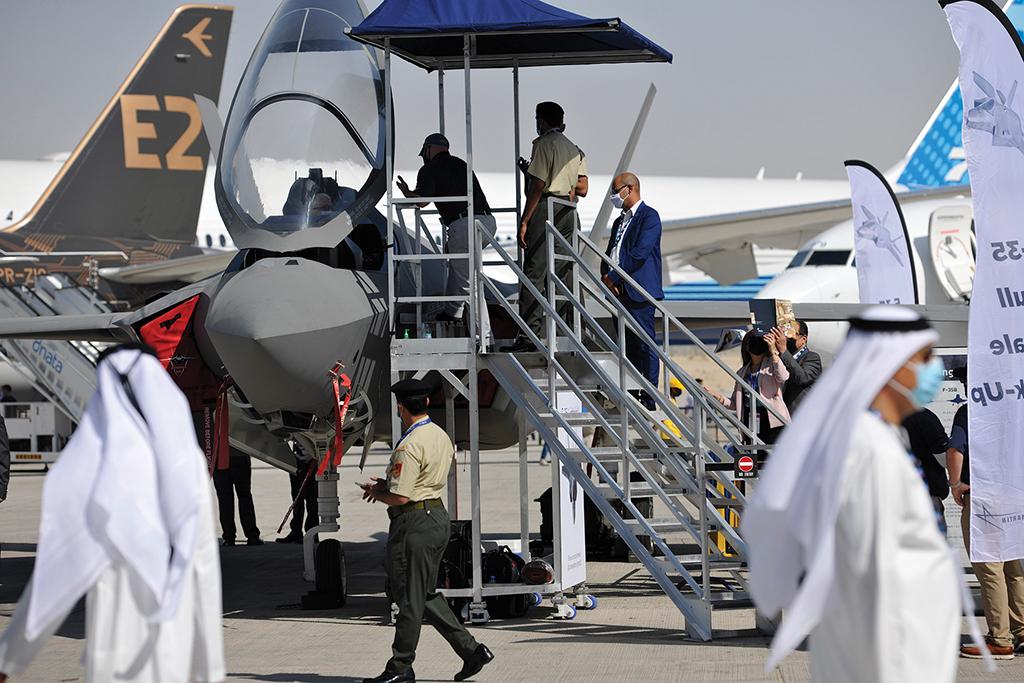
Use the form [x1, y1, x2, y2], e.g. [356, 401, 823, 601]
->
[277, 440, 317, 544]
[213, 447, 262, 546]
[772, 320, 822, 413]
[0, 413, 9, 503]
[360, 379, 493, 683]
[600, 172, 664, 409]
[505, 101, 588, 352]
[901, 407, 950, 534]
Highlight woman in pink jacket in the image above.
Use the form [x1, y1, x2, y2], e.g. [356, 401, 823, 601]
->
[710, 330, 791, 454]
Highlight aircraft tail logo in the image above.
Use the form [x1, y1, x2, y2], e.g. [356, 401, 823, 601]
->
[6, 6, 233, 244]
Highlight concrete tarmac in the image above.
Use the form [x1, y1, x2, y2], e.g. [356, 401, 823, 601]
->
[0, 445, 1020, 681]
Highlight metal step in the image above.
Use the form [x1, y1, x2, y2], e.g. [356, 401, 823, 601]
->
[594, 483, 691, 499]
[537, 411, 597, 427]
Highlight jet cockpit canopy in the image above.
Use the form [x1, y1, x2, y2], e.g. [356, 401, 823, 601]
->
[216, 0, 387, 252]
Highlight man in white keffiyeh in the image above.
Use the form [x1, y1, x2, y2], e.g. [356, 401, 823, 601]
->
[0, 344, 225, 682]
[742, 306, 964, 682]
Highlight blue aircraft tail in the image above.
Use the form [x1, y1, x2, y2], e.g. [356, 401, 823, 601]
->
[897, 0, 1024, 188]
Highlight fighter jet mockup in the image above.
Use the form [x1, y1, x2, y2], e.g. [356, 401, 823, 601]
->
[0, 0, 519, 470]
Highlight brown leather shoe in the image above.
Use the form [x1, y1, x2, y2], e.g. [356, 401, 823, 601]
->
[961, 639, 1015, 660]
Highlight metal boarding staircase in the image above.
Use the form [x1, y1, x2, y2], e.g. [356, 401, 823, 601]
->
[0, 274, 111, 421]
[470, 199, 788, 640]
[386, 193, 788, 638]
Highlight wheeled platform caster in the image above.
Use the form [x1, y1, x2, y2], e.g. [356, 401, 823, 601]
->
[552, 603, 577, 620]
[462, 603, 490, 625]
[529, 592, 543, 607]
[576, 594, 598, 610]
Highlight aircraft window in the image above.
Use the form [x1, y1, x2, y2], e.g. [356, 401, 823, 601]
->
[787, 250, 810, 269]
[805, 250, 851, 266]
[205, 234, 213, 247]
[219, 234, 226, 247]
[220, 5, 385, 238]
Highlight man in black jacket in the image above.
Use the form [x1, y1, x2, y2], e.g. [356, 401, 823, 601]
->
[902, 407, 951, 534]
[772, 320, 823, 412]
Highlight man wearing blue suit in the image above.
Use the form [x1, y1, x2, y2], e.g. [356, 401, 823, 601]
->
[601, 172, 663, 409]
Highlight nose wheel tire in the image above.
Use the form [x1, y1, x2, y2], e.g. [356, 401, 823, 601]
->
[302, 539, 347, 609]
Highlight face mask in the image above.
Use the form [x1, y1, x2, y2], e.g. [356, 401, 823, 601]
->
[610, 190, 625, 209]
[786, 338, 799, 353]
[888, 357, 944, 409]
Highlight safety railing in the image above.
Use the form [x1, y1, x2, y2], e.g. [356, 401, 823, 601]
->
[474, 200, 758, 557]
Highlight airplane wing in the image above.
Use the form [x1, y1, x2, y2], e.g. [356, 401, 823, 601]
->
[662, 184, 970, 284]
[0, 313, 134, 341]
[98, 250, 236, 285]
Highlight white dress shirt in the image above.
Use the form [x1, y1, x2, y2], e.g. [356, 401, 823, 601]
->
[612, 201, 644, 265]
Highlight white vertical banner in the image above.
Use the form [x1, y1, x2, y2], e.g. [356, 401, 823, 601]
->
[555, 391, 586, 588]
[844, 160, 919, 305]
[944, 0, 1024, 562]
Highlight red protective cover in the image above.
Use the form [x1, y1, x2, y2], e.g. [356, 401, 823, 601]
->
[138, 295, 226, 471]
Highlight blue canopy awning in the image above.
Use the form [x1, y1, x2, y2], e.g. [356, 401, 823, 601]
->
[348, 0, 672, 71]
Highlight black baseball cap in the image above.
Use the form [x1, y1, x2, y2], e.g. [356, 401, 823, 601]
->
[418, 133, 450, 156]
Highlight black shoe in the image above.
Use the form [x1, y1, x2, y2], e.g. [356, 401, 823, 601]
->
[362, 669, 414, 683]
[435, 311, 463, 323]
[276, 532, 302, 544]
[455, 644, 494, 681]
[502, 337, 536, 353]
[246, 537, 264, 546]
[220, 538, 236, 547]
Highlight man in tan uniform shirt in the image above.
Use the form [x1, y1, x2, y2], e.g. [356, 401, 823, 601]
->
[506, 101, 589, 352]
[360, 379, 493, 683]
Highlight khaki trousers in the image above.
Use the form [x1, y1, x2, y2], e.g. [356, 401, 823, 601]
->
[962, 496, 1024, 647]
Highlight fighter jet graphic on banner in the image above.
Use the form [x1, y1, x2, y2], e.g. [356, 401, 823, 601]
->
[967, 71, 1024, 154]
[844, 160, 918, 305]
[854, 206, 905, 266]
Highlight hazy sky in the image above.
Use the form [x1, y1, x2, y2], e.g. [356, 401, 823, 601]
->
[0, 0, 959, 180]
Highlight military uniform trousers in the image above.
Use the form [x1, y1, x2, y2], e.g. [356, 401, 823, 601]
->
[520, 200, 579, 338]
[386, 505, 478, 673]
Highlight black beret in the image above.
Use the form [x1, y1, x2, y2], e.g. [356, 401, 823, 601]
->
[391, 378, 432, 400]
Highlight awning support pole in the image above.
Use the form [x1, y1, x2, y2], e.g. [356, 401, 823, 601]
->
[513, 61, 522, 260]
[438, 66, 445, 134]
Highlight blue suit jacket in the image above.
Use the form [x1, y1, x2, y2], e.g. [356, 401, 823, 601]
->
[603, 202, 664, 304]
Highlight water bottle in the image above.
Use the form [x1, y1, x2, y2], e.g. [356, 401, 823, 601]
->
[402, 328, 410, 339]
[422, 323, 433, 339]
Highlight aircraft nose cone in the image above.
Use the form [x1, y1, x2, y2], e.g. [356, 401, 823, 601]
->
[206, 258, 387, 417]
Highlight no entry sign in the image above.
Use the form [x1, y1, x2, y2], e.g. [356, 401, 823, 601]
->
[735, 455, 757, 479]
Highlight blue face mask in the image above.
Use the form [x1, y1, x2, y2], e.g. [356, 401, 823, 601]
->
[890, 357, 944, 408]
